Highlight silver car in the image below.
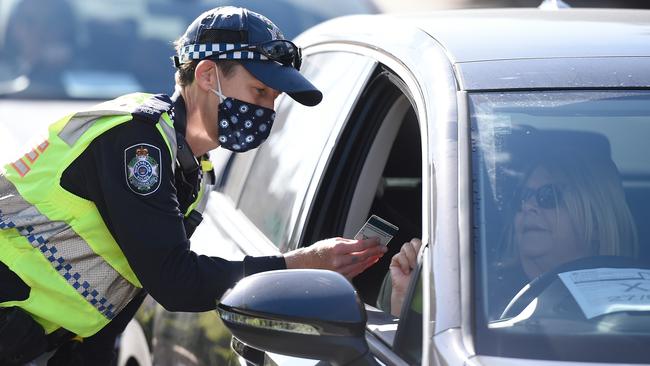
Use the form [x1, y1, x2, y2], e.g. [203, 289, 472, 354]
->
[128, 6, 650, 366]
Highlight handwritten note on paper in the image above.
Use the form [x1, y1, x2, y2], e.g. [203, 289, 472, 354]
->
[559, 268, 650, 319]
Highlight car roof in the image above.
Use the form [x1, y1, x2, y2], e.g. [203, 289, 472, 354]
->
[400, 8, 650, 63]
[305, 8, 650, 63]
[301, 8, 650, 90]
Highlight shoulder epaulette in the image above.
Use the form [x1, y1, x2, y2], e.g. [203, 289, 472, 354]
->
[131, 94, 173, 125]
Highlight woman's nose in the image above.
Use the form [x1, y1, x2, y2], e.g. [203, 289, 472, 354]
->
[520, 196, 539, 212]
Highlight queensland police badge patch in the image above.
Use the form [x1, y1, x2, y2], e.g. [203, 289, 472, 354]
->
[125, 143, 161, 195]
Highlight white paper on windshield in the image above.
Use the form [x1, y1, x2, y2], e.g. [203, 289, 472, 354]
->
[559, 268, 650, 319]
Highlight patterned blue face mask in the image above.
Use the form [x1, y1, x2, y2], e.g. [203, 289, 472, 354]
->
[212, 70, 276, 153]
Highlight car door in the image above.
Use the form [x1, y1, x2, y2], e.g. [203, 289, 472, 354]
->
[294, 63, 427, 365]
[148, 51, 377, 366]
[225, 47, 433, 364]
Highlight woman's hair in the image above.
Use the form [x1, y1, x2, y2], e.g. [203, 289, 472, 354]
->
[500, 148, 638, 262]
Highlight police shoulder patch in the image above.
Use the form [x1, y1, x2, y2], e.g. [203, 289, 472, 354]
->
[125, 143, 162, 196]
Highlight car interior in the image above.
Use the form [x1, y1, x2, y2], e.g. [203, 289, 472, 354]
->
[300, 67, 423, 310]
[479, 125, 650, 277]
[347, 99, 422, 308]
[480, 125, 650, 301]
[472, 93, 650, 362]
[294, 66, 425, 364]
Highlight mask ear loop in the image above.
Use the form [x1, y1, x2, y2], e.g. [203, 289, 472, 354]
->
[212, 65, 226, 103]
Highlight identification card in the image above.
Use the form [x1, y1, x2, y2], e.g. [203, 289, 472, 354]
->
[354, 215, 399, 246]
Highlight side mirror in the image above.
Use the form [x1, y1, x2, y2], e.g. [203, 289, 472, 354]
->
[217, 269, 378, 366]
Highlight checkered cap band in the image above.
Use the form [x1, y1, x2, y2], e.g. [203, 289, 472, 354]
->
[179, 43, 270, 64]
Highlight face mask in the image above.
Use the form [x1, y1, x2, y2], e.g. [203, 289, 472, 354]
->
[211, 69, 276, 152]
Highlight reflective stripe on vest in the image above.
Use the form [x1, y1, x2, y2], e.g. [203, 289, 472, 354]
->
[0, 93, 177, 336]
[0, 178, 140, 321]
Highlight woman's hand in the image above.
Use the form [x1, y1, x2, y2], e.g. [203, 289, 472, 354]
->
[389, 238, 422, 316]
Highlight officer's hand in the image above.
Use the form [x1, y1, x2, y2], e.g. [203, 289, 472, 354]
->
[284, 237, 387, 279]
[389, 238, 422, 316]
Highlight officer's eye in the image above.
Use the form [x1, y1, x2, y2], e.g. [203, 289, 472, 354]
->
[254, 87, 266, 95]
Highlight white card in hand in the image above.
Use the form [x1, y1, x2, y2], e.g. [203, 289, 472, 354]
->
[354, 215, 399, 246]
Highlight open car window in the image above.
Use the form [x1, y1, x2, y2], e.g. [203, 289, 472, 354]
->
[295, 62, 425, 365]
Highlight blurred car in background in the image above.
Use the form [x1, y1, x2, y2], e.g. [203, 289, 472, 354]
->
[0, 0, 379, 161]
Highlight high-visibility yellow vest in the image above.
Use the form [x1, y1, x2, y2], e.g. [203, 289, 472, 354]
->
[0, 93, 182, 337]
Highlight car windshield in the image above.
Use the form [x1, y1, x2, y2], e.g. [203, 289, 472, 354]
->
[470, 90, 650, 363]
[0, 0, 377, 100]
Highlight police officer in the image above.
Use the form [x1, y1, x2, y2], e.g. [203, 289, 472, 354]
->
[0, 7, 386, 365]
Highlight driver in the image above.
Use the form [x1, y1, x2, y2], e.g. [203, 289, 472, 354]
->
[385, 147, 639, 318]
[491, 147, 638, 316]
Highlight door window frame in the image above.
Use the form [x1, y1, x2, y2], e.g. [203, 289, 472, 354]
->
[293, 47, 430, 364]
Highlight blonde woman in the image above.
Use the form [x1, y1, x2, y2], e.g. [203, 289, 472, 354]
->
[387, 148, 639, 318]
[491, 148, 639, 315]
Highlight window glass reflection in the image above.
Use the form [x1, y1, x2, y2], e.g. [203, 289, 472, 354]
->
[238, 52, 374, 249]
[471, 91, 650, 362]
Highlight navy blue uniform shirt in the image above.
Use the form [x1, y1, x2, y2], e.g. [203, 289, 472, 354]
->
[58, 93, 286, 312]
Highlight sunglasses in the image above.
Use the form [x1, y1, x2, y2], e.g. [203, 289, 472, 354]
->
[518, 184, 563, 210]
[221, 40, 302, 70]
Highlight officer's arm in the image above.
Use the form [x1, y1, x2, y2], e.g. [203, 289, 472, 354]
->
[61, 121, 284, 312]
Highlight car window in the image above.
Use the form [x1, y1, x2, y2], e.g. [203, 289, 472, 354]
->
[293, 63, 425, 364]
[217, 147, 258, 206]
[236, 52, 376, 250]
[470, 90, 650, 363]
[352, 99, 422, 306]
[288, 62, 424, 305]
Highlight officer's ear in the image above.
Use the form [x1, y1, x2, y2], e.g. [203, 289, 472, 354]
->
[194, 60, 218, 92]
